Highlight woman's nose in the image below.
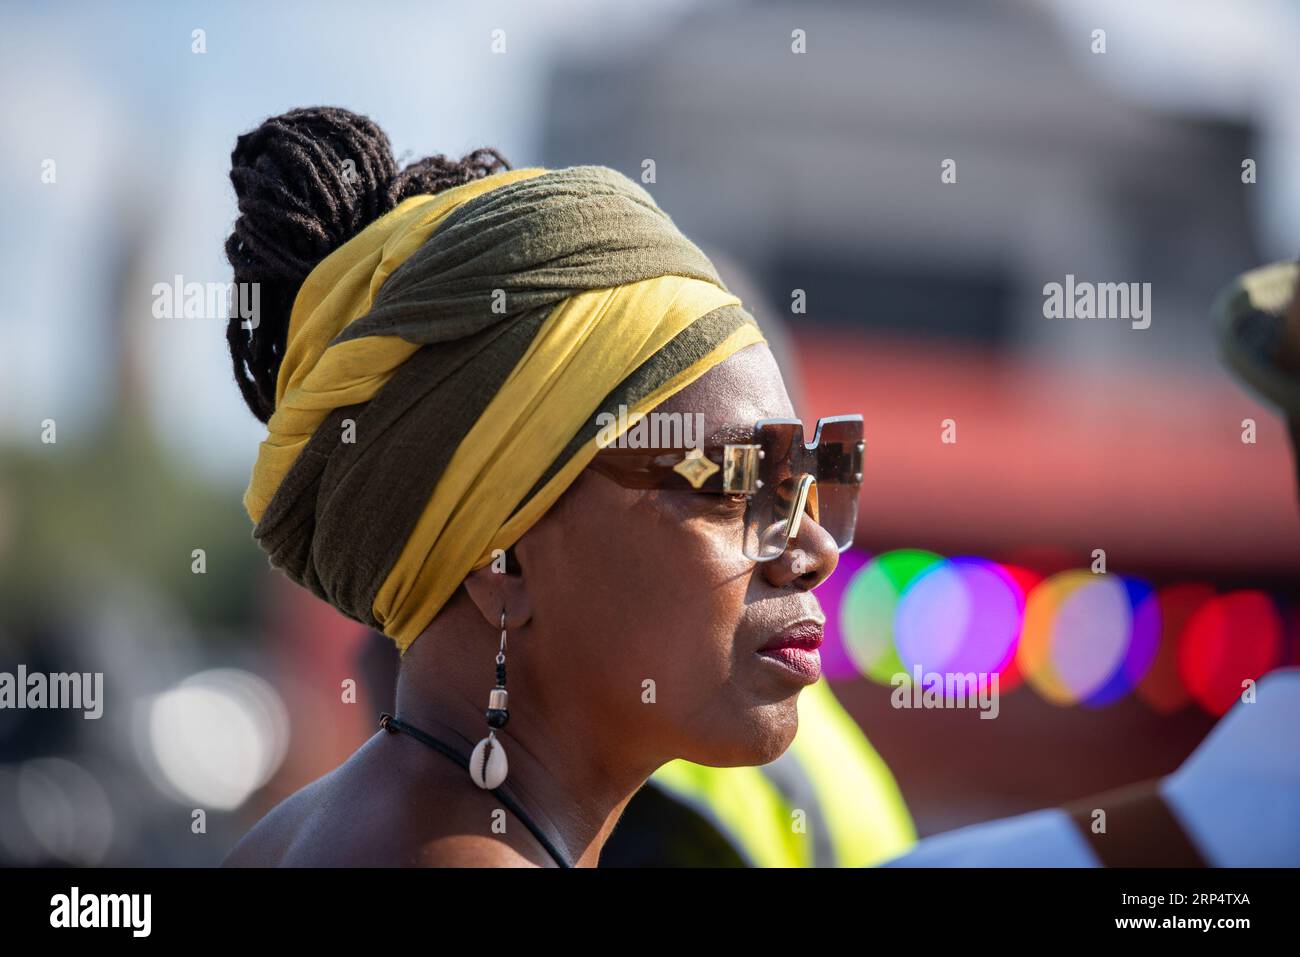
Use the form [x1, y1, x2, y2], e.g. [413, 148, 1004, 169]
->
[760, 511, 840, 591]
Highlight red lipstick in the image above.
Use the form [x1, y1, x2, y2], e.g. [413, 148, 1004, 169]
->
[756, 622, 823, 684]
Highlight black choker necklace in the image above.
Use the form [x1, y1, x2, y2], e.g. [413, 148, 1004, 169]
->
[379, 712, 573, 868]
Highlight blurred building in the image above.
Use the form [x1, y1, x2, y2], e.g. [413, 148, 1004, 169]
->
[539, 0, 1299, 837]
[541, 0, 1297, 579]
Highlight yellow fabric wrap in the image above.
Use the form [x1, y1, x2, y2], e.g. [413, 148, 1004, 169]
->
[245, 167, 549, 523]
[244, 166, 765, 652]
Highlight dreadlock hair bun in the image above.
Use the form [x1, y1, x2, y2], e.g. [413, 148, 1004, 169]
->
[224, 106, 511, 422]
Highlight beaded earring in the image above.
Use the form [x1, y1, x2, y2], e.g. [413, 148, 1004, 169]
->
[469, 608, 510, 789]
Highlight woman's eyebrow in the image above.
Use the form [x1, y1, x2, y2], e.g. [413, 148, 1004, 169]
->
[704, 424, 755, 446]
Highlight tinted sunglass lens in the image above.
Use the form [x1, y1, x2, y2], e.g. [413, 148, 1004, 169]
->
[813, 420, 863, 550]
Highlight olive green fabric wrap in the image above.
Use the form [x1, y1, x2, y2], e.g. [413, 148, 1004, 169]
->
[335, 165, 726, 347]
[252, 165, 759, 631]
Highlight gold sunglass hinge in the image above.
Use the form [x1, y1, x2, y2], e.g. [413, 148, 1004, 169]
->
[722, 444, 761, 494]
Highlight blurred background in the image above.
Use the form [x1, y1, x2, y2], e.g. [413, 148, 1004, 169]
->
[2, 0, 1298, 865]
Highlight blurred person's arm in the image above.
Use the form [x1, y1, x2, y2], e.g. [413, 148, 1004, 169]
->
[1214, 259, 1300, 497]
[1281, 278, 1300, 487]
[1281, 281, 1300, 373]
[884, 669, 1300, 867]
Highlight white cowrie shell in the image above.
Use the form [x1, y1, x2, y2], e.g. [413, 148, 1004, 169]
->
[469, 733, 508, 789]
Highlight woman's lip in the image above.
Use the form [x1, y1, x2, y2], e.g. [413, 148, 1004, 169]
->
[756, 646, 822, 683]
[755, 622, 824, 683]
[758, 622, 824, 652]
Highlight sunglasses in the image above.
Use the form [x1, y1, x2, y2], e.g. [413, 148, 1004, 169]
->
[587, 414, 864, 562]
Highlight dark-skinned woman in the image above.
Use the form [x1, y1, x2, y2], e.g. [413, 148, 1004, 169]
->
[221, 107, 873, 867]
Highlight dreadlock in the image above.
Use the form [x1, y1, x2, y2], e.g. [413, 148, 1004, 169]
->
[224, 106, 511, 422]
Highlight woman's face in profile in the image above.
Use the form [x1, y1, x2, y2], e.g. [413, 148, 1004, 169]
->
[512, 343, 841, 771]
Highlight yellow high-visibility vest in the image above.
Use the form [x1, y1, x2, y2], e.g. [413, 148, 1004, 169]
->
[650, 678, 916, 867]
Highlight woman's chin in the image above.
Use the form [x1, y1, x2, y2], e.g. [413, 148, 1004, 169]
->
[683, 702, 801, 767]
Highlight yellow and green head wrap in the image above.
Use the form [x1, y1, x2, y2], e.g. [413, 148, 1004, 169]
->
[246, 165, 766, 653]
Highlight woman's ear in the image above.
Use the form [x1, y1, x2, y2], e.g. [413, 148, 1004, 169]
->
[462, 547, 532, 631]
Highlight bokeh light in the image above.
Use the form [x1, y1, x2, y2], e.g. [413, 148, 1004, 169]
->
[9, 757, 114, 864]
[1178, 591, 1283, 716]
[136, 668, 289, 810]
[1084, 577, 1160, 708]
[825, 545, 1289, 716]
[817, 548, 871, 681]
[895, 556, 1021, 680]
[841, 549, 942, 683]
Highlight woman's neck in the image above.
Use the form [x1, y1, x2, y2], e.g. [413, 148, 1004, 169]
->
[393, 607, 656, 867]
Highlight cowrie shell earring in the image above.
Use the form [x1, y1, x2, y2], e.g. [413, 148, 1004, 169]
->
[470, 608, 510, 789]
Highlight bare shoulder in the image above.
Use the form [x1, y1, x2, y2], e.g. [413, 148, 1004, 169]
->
[223, 772, 333, 867]
[223, 732, 550, 867]
[223, 735, 400, 867]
